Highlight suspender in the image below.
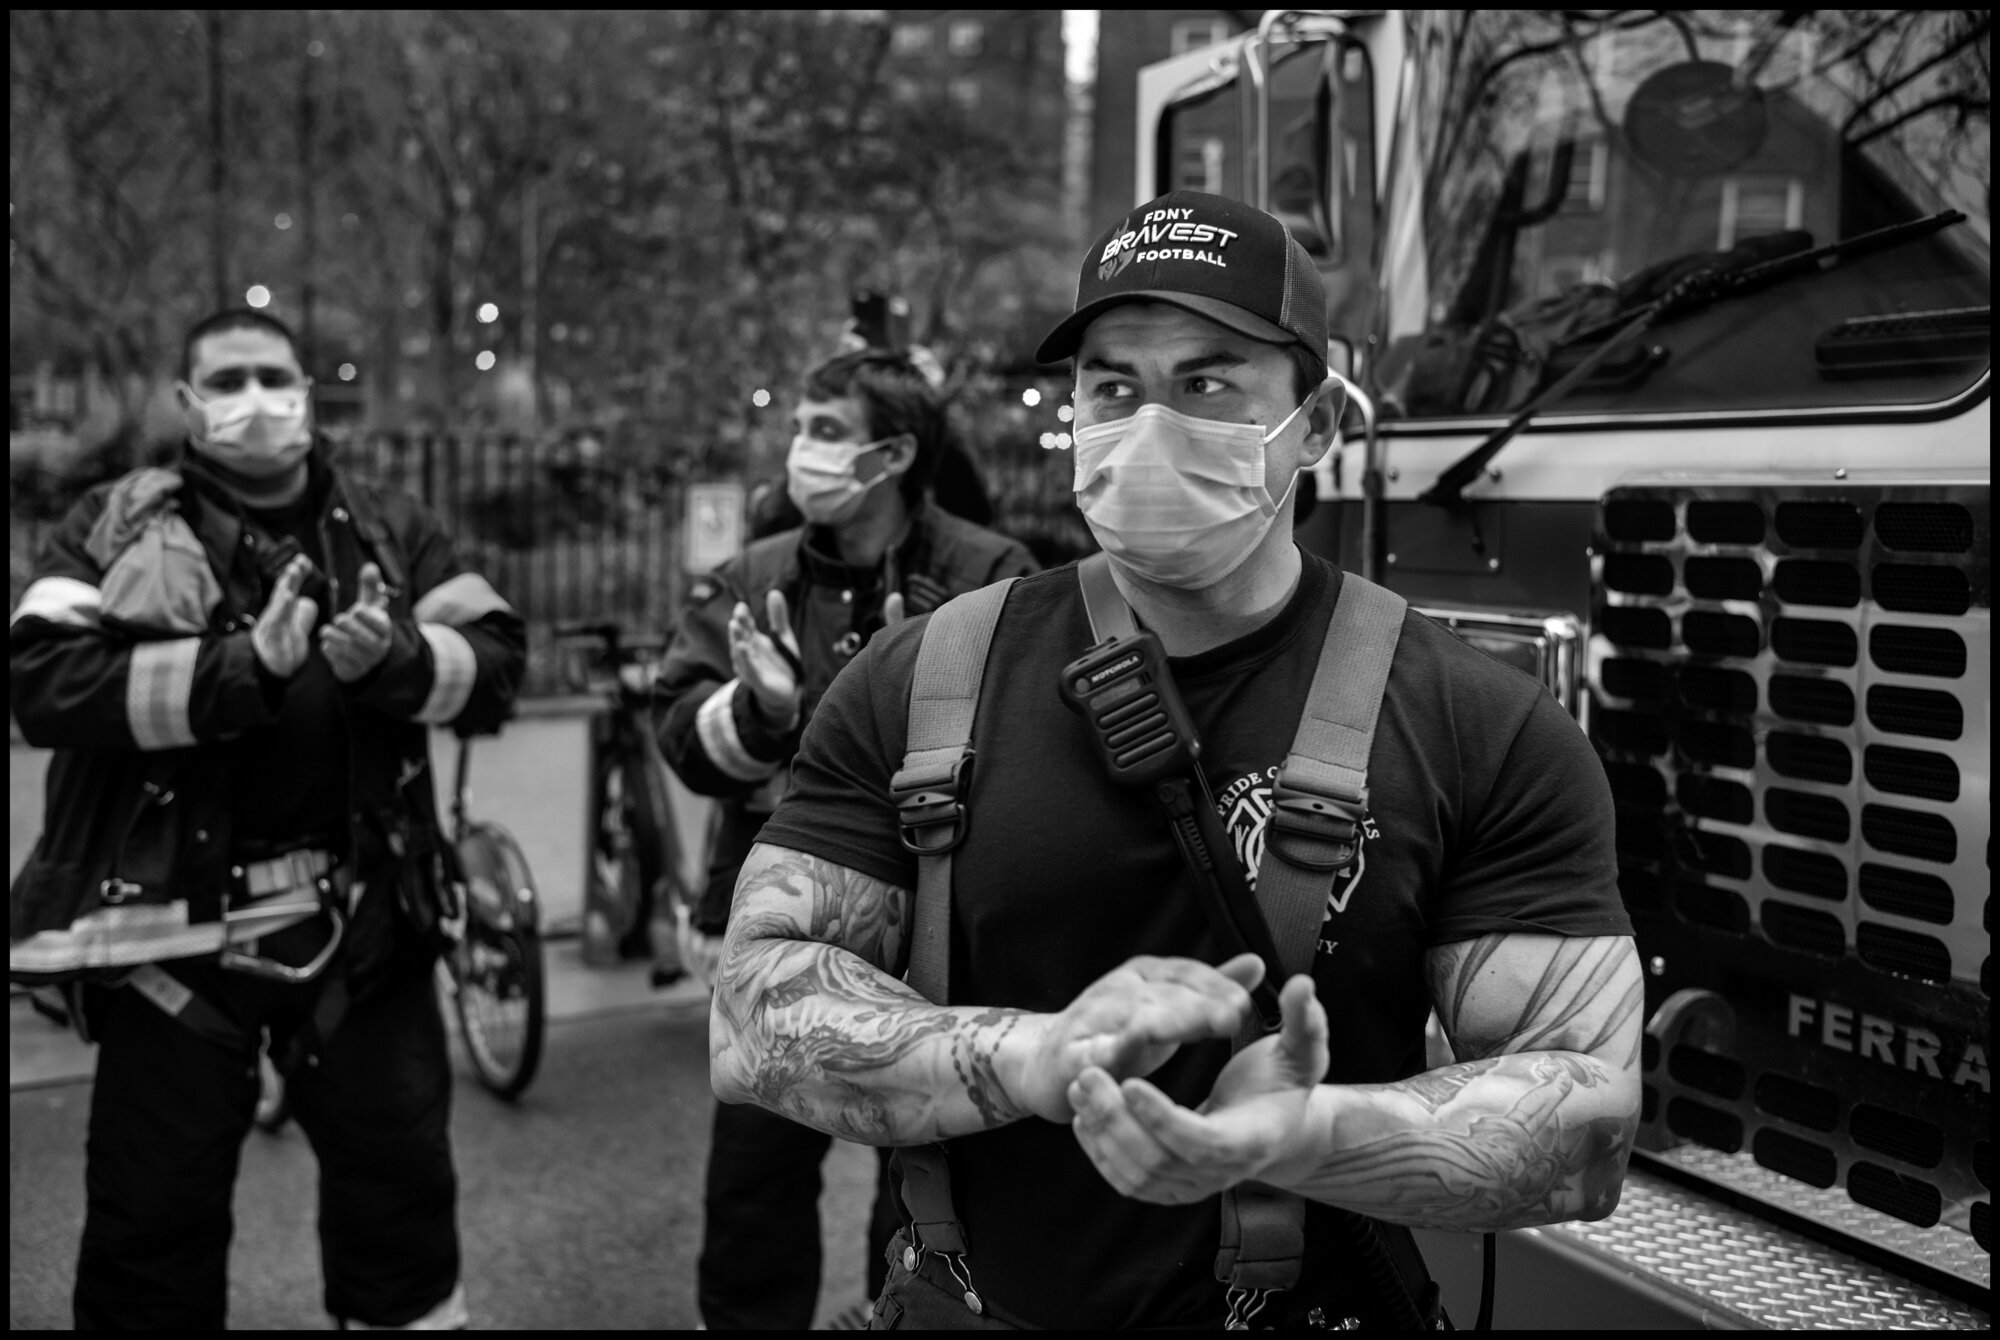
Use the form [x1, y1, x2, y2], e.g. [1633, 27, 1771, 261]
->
[889, 578, 1017, 1266]
[895, 555, 1407, 1306]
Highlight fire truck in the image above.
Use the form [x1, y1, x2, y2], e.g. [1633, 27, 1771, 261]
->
[1134, 9, 1988, 1328]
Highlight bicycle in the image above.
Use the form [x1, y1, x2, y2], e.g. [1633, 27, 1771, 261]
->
[555, 621, 694, 984]
[437, 726, 548, 1100]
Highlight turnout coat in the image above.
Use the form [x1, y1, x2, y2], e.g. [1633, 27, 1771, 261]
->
[653, 501, 1035, 933]
[9, 445, 525, 992]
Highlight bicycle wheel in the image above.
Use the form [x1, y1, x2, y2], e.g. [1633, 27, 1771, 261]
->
[584, 716, 647, 959]
[450, 823, 546, 1100]
[619, 729, 695, 963]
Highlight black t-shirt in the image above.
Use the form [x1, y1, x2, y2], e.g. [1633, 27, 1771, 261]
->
[759, 550, 1629, 1328]
[230, 491, 350, 857]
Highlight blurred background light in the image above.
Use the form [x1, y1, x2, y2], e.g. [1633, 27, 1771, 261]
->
[337, 363, 357, 381]
[474, 349, 496, 371]
[476, 301, 500, 324]
[751, 388, 771, 408]
[244, 284, 271, 308]
[1056, 404, 1074, 422]
[1021, 387, 1041, 407]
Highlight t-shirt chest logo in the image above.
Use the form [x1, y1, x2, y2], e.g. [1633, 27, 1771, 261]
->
[1215, 766, 1377, 922]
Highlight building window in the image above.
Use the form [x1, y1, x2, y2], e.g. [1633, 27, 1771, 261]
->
[1177, 136, 1225, 193]
[948, 20, 983, 57]
[1718, 177, 1803, 248]
[1171, 18, 1231, 56]
[949, 77, 980, 111]
[891, 23, 931, 56]
[1561, 139, 1609, 213]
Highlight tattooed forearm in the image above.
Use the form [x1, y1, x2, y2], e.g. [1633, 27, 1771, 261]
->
[1264, 933, 1645, 1232]
[709, 844, 1034, 1144]
[1274, 1051, 1639, 1231]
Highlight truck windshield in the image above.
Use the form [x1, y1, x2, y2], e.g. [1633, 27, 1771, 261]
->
[1371, 10, 1991, 422]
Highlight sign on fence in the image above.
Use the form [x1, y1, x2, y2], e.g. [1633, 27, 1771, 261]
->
[684, 482, 745, 573]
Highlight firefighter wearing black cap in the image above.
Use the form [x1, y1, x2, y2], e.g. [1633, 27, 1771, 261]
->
[707, 192, 1642, 1328]
[10, 308, 524, 1329]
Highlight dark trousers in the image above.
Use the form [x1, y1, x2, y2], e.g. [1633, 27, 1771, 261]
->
[73, 951, 460, 1329]
[698, 1098, 901, 1330]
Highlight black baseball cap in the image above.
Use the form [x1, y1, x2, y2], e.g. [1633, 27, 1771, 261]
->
[1035, 190, 1328, 379]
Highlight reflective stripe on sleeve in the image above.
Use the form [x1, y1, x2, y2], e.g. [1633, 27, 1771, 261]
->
[126, 638, 201, 750]
[11, 576, 104, 628]
[416, 622, 478, 723]
[413, 572, 513, 626]
[695, 679, 778, 782]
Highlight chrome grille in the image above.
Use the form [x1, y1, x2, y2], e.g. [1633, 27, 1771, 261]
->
[1590, 481, 1990, 1291]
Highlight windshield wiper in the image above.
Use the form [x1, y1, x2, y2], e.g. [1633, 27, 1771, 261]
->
[1418, 208, 1969, 508]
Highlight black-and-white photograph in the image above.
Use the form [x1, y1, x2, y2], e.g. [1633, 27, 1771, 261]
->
[9, 9, 1989, 1331]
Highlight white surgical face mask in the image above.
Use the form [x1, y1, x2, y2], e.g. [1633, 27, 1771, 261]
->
[183, 381, 313, 478]
[786, 434, 903, 527]
[1071, 396, 1313, 589]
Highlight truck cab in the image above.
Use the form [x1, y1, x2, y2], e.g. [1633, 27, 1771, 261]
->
[1137, 9, 1989, 1327]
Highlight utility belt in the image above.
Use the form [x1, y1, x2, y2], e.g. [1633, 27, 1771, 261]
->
[220, 847, 347, 983]
[111, 846, 351, 1059]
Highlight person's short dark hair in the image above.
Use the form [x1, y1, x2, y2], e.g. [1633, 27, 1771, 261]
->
[1285, 343, 1326, 407]
[800, 350, 946, 505]
[181, 308, 302, 382]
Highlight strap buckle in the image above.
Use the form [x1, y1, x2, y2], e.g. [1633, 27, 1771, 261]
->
[1267, 780, 1368, 873]
[236, 848, 336, 899]
[894, 751, 974, 856]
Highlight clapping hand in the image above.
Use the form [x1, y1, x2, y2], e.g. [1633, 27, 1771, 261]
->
[1007, 953, 1266, 1124]
[728, 590, 803, 727]
[320, 562, 395, 683]
[1068, 971, 1329, 1205]
[252, 556, 320, 677]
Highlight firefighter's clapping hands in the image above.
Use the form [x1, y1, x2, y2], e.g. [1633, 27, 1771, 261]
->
[251, 556, 319, 677]
[320, 563, 395, 683]
[252, 559, 395, 682]
[1056, 957, 1331, 1206]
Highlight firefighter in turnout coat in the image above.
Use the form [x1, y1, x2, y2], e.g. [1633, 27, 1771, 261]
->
[8, 309, 524, 1329]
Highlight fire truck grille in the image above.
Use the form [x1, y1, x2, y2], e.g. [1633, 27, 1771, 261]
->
[1592, 482, 1989, 1286]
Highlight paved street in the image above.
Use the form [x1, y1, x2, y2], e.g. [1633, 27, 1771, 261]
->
[9, 713, 879, 1330]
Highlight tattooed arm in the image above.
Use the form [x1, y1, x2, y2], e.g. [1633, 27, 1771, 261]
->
[710, 841, 1266, 1145]
[1269, 932, 1644, 1228]
[1068, 933, 1642, 1232]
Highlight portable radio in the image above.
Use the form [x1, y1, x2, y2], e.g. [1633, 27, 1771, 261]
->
[1057, 628, 1202, 788]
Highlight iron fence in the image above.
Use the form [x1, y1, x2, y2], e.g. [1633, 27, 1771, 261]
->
[340, 432, 690, 696]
